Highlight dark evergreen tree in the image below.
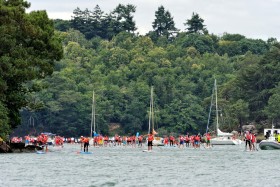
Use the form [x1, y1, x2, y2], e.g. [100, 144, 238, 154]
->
[184, 12, 208, 34]
[152, 6, 178, 39]
[112, 4, 137, 33]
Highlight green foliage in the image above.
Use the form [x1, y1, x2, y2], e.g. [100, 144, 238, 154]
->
[0, 101, 10, 140]
[70, 4, 136, 40]
[264, 83, 280, 123]
[53, 19, 71, 31]
[4, 2, 280, 137]
[184, 12, 208, 34]
[217, 33, 269, 56]
[0, 0, 63, 134]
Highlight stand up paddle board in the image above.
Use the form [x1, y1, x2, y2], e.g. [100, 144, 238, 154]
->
[142, 150, 152, 153]
[77, 151, 93, 154]
[36, 151, 45, 154]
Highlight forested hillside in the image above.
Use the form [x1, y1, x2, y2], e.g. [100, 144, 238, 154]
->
[2, 1, 280, 138]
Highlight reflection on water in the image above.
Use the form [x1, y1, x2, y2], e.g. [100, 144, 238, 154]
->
[1, 144, 279, 187]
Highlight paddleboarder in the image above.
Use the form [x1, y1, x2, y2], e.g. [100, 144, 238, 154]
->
[83, 137, 89, 152]
[147, 132, 154, 151]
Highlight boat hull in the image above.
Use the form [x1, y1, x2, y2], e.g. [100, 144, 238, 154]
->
[210, 137, 242, 145]
[259, 140, 280, 150]
[153, 137, 164, 146]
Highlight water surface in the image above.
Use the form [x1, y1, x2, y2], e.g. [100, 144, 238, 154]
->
[1, 144, 279, 187]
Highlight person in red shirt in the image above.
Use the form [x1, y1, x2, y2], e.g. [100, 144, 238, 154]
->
[244, 131, 252, 151]
[104, 136, 109, 147]
[169, 135, 175, 146]
[185, 134, 190, 147]
[194, 134, 201, 148]
[164, 137, 169, 146]
[251, 133, 257, 151]
[206, 133, 211, 148]
[147, 133, 154, 151]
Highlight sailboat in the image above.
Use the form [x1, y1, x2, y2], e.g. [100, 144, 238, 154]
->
[148, 86, 164, 146]
[209, 79, 242, 145]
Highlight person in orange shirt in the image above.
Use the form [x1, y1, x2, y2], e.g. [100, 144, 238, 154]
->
[83, 137, 89, 152]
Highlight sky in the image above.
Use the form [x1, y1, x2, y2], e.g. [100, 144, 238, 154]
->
[27, 0, 280, 40]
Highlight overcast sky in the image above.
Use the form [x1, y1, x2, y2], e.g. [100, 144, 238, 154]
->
[27, 0, 280, 40]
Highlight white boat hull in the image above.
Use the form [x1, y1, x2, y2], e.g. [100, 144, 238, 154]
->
[210, 137, 242, 145]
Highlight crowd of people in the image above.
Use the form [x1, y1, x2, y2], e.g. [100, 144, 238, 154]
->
[9, 131, 261, 152]
[77, 133, 213, 152]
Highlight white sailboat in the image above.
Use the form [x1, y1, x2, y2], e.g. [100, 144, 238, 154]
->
[148, 86, 164, 146]
[209, 79, 242, 145]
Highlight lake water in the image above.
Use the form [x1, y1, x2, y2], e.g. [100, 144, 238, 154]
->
[1, 144, 279, 187]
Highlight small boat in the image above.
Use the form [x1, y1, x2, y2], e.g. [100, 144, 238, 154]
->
[259, 127, 280, 150]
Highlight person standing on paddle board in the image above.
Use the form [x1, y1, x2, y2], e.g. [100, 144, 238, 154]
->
[251, 133, 257, 151]
[147, 133, 154, 151]
[205, 133, 211, 148]
[83, 137, 89, 152]
[244, 131, 252, 151]
[138, 135, 143, 147]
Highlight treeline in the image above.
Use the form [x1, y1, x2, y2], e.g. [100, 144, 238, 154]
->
[54, 4, 270, 57]
[1, 1, 280, 139]
[19, 28, 280, 137]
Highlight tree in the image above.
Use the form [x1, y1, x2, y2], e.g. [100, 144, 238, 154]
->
[264, 83, 280, 125]
[91, 5, 105, 38]
[152, 6, 178, 39]
[53, 19, 71, 32]
[184, 12, 208, 34]
[112, 4, 137, 33]
[0, 0, 63, 137]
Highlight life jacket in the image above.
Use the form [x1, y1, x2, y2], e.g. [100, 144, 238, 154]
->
[251, 135, 256, 143]
[148, 134, 154, 141]
[245, 133, 252, 140]
[83, 138, 89, 143]
[138, 136, 143, 141]
[195, 135, 200, 141]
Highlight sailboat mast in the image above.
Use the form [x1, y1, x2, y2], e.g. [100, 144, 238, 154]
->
[148, 86, 154, 134]
[215, 79, 219, 133]
[90, 91, 95, 138]
[151, 86, 154, 133]
[206, 86, 215, 134]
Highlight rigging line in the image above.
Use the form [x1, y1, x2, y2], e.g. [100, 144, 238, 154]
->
[206, 84, 215, 134]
